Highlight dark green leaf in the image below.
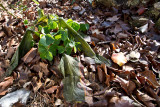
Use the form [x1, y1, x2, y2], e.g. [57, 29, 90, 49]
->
[41, 26, 50, 34]
[38, 25, 43, 32]
[39, 34, 54, 46]
[80, 23, 89, 32]
[57, 30, 68, 41]
[49, 44, 57, 56]
[66, 47, 72, 55]
[57, 46, 65, 54]
[6, 30, 34, 77]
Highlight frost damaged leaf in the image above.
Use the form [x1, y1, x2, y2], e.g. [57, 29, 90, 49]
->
[111, 53, 127, 66]
[59, 54, 85, 102]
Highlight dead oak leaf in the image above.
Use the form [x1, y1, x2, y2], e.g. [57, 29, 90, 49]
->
[114, 76, 136, 95]
[139, 69, 160, 88]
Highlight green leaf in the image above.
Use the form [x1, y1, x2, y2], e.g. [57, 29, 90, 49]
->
[59, 18, 111, 67]
[66, 47, 72, 55]
[59, 54, 85, 102]
[38, 25, 43, 32]
[57, 30, 68, 41]
[38, 44, 53, 61]
[24, 19, 28, 25]
[67, 19, 80, 31]
[39, 34, 54, 46]
[32, 0, 39, 5]
[6, 30, 34, 77]
[57, 46, 65, 54]
[41, 26, 50, 34]
[80, 23, 89, 32]
[59, 18, 95, 57]
[49, 44, 57, 56]
[37, 16, 47, 24]
[48, 20, 57, 30]
[73, 46, 77, 53]
[38, 9, 44, 18]
[54, 34, 61, 40]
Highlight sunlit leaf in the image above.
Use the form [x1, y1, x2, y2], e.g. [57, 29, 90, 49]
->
[111, 52, 127, 66]
[32, 0, 39, 5]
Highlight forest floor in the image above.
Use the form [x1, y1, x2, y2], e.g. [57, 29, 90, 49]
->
[0, 0, 160, 107]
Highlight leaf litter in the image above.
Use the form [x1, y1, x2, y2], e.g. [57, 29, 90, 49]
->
[0, 0, 160, 106]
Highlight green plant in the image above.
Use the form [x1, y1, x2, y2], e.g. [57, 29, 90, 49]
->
[33, 11, 89, 61]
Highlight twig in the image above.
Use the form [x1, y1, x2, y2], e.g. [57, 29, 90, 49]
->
[0, 3, 16, 18]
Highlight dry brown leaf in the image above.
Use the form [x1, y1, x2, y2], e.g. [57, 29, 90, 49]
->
[101, 64, 110, 86]
[136, 90, 155, 107]
[0, 67, 5, 78]
[22, 48, 37, 64]
[0, 77, 13, 95]
[90, 100, 108, 107]
[0, 59, 10, 68]
[97, 66, 105, 83]
[139, 69, 160, 88]
[144, 85, 160, 107]
[32, 77, 42, 92]
[114, 76, 136, 95]
[44, 86, 58, 94]
[40, 62, 50, 76]
[0, 31, 5, 38]
[6, 47, 15, 59]
[109, 96, 134, 107]
[111, 53, 127, 66]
